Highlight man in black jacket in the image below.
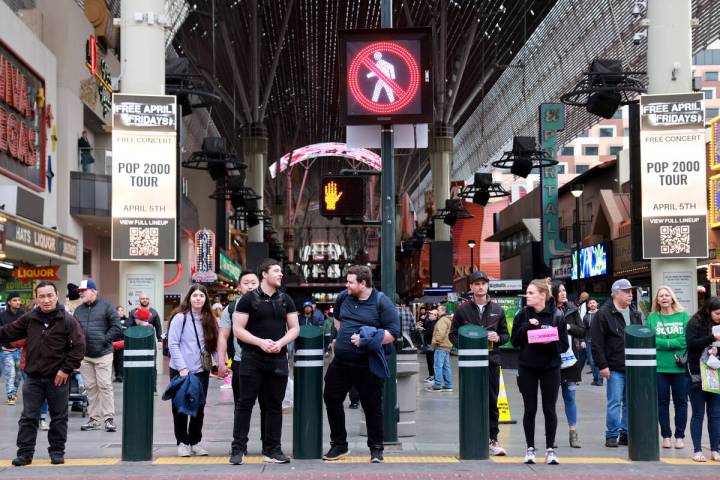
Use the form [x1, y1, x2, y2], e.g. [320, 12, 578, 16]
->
[590, 279, 643, 448]
[449, 271, 509, 456]
[0, 281, 85, 466]
[0, 291, 24, 404]
[73, 279, 122, 433]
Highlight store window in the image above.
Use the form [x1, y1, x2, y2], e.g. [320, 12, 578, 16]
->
[583, 146, 599, 156]
[708, 108, 720, 120]
[612, 109, 623, 119]
[705, 71, 719, 81]
[609, 146, 623, 156]
[576, 164, 589, 174]
[703, 89, 714, 100]
[599, 127, 614, 137]
[83, 249, 92, 276]
[560, 146, 574, 156]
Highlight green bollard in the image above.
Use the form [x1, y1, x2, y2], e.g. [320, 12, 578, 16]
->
[458, 325, 489, 460]
[382, 343, 400, 444]
[293, 325, 324, 459]
[122, 326, 156, 461]
[625, 324, 659, 461]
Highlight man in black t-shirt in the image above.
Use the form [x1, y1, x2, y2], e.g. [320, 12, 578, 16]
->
[228, 259, 299, 466]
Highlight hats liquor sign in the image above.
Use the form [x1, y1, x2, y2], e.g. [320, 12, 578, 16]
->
[0, 39, 47, 191]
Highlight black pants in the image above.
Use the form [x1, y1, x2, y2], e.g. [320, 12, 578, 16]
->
[169, 368, 210, 446]
[324, 361, 385, 450]
[113, 348, 123, 380]
[349, 386, 360, 405]
[17, 376, 69, 458]
[489, 363, 500, 441]
[517, 366, 560, 449]
[425, 350, 434, 377]
[231, 359, 266, 441]
[232, 353, 288, 454]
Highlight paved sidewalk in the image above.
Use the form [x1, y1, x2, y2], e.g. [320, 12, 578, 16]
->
[0, 354, 713, 478]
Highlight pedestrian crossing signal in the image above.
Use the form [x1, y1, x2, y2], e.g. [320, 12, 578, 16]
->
[320, 176, 366, 218]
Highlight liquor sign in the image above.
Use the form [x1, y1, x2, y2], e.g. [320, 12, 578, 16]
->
[0, 39, 47, 191]
[218, 250, 241, 282]
[85, 35, 113, 116]
[640, 93, 708, 258]
[4, 214, 78, 263]
[12, 265, 59, 281]
[111, 94, 178, 261]
[192, 229, 217, 283]
[320, 176, 366, 218]
[338, 28, 432, 125]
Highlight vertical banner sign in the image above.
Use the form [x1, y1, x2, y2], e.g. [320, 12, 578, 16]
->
[192, 229, 217, 283]
[711, 115, 720, 171]
[111, 94, 177, 261]
[539, 103, 570, 268]
[640, 93, 707, 258]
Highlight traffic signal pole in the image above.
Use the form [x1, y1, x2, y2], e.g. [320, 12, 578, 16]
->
[380, 0, 399, 445]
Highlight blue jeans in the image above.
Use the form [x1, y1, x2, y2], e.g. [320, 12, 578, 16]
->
[561, 382, 577, 426]
[579, 340, 601, 383]
[689, 385, 720, 453]
[606, 370, 628, 438]
[0, 349, 21, 398]
[657, 372, 689, 439]
[433, 349, 452, 389]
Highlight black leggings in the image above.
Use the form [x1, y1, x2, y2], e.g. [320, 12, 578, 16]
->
[425, 350, 434, 376]
[517, 366, 560, 449]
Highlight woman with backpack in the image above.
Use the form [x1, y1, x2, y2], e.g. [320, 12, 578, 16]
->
[551, 280, 586, 449]
[686, 296, 720, 462]
[511, 278, 568, 465]
[167, 284, 218, 457]
[646, 286, 690, 450]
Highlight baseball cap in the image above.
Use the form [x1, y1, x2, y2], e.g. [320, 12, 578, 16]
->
[611, 279, 633, 291]
[468, 271, 490, 283]
[303, 301, 313, 307]
[6, 291, 20, 301]
[78, 279, 97, 290]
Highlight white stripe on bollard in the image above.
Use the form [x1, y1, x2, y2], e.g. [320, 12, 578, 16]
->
[625, 359, 657, 367]
[124, 350, 156, 357]
[459, 349, 489, 356]
[295, 349, 324, 356]
[625, 348, 656, 355]
[458, 360, 488, 367]
[294, 360, 324, 367]
[124, 361, 155, 368]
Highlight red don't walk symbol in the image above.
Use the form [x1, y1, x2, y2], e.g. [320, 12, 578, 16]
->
[348, 41, 420, 114]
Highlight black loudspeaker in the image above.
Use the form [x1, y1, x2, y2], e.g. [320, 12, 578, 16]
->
[246, 242, 270, 272]
[430, 241, 454, 286]
[445, 198, 462, 211]
[443, 213, 457, 227]
[589, 59, 624, 87]
[230, 193, 245, 210]
[202, 137, 226, 155]
[510, 157, 533, 178]
[246, 212, 260, 227]
[472, 189, 490, 206]
[586, 91, 622, 119]
[208, 163, 226, 181]
[473, 172, 493, 188]
[512, 136, 536, 155]
[226, 173, 246, 190]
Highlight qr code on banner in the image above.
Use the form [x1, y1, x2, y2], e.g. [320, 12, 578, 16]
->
[659, 225, 691, 255]
[129, 227, 159, 256]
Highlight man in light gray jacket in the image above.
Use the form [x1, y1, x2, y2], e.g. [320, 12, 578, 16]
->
[73, 279, 122, 432]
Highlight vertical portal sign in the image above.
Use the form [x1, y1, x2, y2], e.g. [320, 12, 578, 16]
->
[338, 28, 432, 125]
[640, 93, 707, 258]
[111, 94, 177, 261]
[192, 229, 217, 283]
[539, 103, 570, 268]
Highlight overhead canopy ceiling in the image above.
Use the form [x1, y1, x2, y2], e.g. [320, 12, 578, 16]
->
[172, 0, 558, 159]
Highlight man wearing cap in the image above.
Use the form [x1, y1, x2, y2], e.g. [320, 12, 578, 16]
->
[590, 278, 643, 448]
[449, 271, 509, 456]
[73, 279, 122, 433]
[300, 301, 324, 327]
[0, 292, 24, 405]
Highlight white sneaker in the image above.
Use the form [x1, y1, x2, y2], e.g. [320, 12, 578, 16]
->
[177, 443, 192, 457]
[545, 448, 559, 465]
[220, 383, 233, 390]
[191, 444, 209, 456]
[524, 447, 536, 464]
[40, 418, 49, 431]
[489, 441, 507, 456]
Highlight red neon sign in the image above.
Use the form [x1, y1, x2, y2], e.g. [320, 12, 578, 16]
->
[88, 36, 98, 75]
[347, 42, 420, 115]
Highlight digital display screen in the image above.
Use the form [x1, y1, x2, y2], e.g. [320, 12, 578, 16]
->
[571, 243, 610, 280]
[320, 176, 366, 218]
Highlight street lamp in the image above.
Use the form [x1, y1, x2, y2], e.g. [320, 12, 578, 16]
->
[570, 185, 583, 296]
[468, 239, 476, 274]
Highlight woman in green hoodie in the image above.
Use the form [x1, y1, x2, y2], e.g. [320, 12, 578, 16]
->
[646, 286, 690, 449]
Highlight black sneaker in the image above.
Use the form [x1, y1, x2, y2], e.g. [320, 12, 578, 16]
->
[263, 449, 290, 464]
[618, 434, 628, 446]
[348, 402, 360, 409]
[50, 455, 65, 465]
[605, 436, 619, 448]
[229, 449, 245, 465]
[11, 456, 32, 467]
[323, 445, 350, 461]
[370, 448, 384, 463]
[105, 418, 117, 432]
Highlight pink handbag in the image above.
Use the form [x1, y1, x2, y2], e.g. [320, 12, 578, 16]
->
[527, 326, 559, 344]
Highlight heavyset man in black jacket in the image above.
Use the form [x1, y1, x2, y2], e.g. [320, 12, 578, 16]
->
[590, 279, 643, 448]
[73, 279, 122, 433]
[0, 281, 85, 466]
[450, 271, 509, 456]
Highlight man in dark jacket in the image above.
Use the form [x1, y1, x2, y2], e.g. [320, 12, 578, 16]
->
[0, 291, 25, 404]
[128, 292, 162, 341]
[73, 279, 122, 433]
[590, 279, 643, 448]
[0, 281, 85, 466]
[449, 271, 509, 456]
